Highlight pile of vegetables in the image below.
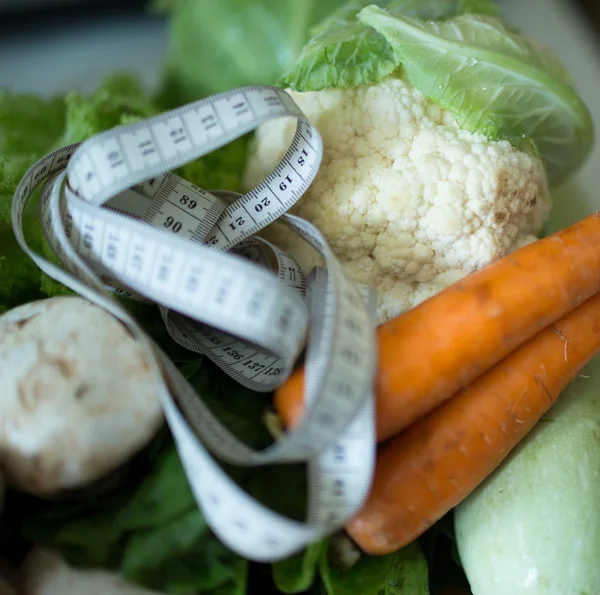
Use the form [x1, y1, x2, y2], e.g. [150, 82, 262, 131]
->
[0, 0, 599, 593]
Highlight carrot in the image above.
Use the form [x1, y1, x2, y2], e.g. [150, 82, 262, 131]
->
[276, 213, 600, 443]
[344, 292, 600, 555]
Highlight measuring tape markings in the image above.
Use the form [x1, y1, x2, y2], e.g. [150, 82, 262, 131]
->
[75, 175, 309, 391]
[62, 186, 308, 363]
[12, 85, 378, 561]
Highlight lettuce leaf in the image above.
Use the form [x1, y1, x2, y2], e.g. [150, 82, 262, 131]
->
[159, 0, 348, 104]
[279, 0, 500, 91]
[52, 75, 158, 149]
[272, 541, 325, 593]
[19, 427, 248, 595]
[271, 538, 430, 595]
[358, 6, 593, 183]
[0, 73, 251, 311]
[319, 540, 430, 595]
[0, 91, 66, 312]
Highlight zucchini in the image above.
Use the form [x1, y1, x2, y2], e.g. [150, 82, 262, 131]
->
[455, 356, 600, 595]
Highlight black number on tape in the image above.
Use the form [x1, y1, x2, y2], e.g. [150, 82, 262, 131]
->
[107, 150, 124, 169]
[228, 216, 245, 231]
[170, 126, 187, 145]
[180, 195, 197, 209]
[298, 149, 308, 166]
[254, 197, 270, 212]
[244, 360, 265, 371]
[131, 253, 143, 271]
[222, 347, 244, 361]
[333, 445, 345, 462]
[278, 175, 293, 192]
[139, 139, 155, 157]
[333, 479, 345, 496]
[164, 216, 182, 233]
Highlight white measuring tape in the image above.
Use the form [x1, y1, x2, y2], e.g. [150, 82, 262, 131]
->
[11, 85, 378, 561]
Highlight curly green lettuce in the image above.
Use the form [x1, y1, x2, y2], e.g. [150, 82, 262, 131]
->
[0, 92, 66, 312]
[0, 74, 250, 311]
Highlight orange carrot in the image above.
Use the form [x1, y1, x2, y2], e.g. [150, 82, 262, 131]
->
[276, 213, 600, 443]
[345, 292, 600, 555]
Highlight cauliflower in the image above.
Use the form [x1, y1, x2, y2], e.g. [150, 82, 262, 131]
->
[244, 77, 551, 323]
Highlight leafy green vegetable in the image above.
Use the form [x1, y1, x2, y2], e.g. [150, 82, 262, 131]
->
[116, 444, 197, 532]
[179, 136, 251, 194]
[158, 0, 348, 104]
[319, 540, 430, 595]
[38, 75, 161, 298]
[279, 0, 398, 91]
[0, 91, 66, 311]
[0, 72, 251, 312]
[20, 427, 248, 595]
[122, 510, 248, 594]
[358, 6, 593, 184]
[272, 541, 325, 593]
[271, 537, 432, 594]
[0, 75, 162, 305]
[186, 358, 274, 450]
[419, 514, 471, 592]
[459, 0, 501, 16]
[279, 0, 500, 91]
[54, 75, 158, 149]
[186, 360, 308, 522]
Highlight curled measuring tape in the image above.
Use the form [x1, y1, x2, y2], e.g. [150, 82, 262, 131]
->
[11, 85, 378, 561]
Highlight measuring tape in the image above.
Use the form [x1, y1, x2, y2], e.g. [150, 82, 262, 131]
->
[11, 85, 378, 562]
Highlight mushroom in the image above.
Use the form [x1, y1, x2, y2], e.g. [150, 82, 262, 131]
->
[20, 548, 165, 595]
[0, 296, 164, 495]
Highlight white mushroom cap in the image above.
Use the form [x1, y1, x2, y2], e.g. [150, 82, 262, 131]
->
[20, 548, 166, 595]
[0, 297, 164, 495]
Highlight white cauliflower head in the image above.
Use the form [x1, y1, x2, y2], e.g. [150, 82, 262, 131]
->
[244, 77, 551, 323]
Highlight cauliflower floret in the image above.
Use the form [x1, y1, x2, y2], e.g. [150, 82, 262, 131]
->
[244, 78, 551, 323]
